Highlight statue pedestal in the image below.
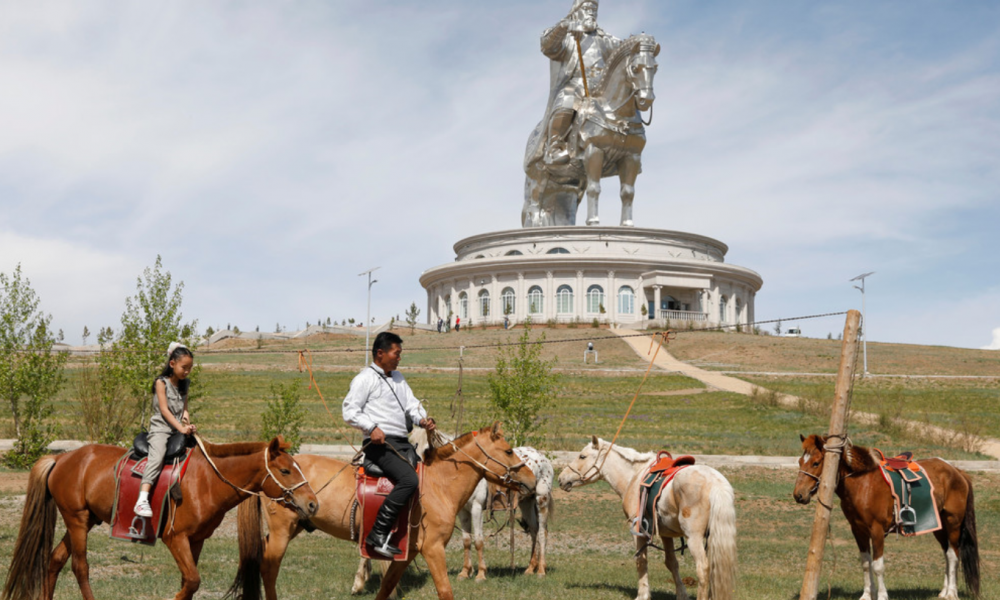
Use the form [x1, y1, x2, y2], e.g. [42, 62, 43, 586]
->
[420, 226, 763, 329]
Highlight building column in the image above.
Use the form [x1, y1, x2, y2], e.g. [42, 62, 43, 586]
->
[516, 273, 525, 324]
[653, 286, 662, 322]
[546, 271, 554, 322]
[608, 270, 616, 324]
[576, 270, 584, 321]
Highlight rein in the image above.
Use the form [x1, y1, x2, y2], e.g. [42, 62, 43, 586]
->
[192, 435, 312, 510]
[430, 430, 526, 489]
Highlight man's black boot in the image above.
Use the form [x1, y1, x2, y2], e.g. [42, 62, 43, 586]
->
[366, 498, 405, 558]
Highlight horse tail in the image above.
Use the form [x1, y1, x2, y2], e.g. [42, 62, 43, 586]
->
[706, 479, 737, 600]
[2, 455, 57, 600]
[959, 475, 980, 599]
[225, 496, 263, 600]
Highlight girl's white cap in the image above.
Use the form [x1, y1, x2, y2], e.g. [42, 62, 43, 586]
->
[167, 342, 188, 358]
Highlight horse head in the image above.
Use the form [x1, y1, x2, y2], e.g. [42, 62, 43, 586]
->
[559, 435, 605, 491]
[629, 34, 659, 112]
[261, 436, 319, 519]
[472, 422, 536, 492]
[793, 434, 826, 504]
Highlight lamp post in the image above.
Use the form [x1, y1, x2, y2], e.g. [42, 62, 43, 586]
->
[849, 271, 874, 377]
[359, 267, 380, 365]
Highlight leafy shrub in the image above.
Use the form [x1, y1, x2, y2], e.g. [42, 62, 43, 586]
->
[262, 380, 306, 453]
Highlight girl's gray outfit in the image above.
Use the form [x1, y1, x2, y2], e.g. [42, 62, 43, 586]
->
[141, 377, 187, 487]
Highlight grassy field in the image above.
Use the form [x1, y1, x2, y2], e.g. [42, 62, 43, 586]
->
[666, 331, 1000, 377]
[1, 468, 996, 599]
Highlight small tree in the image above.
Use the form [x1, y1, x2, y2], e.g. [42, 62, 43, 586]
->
[640, 304, 648, 317]
[233, 325, 241, 335]
[88, 257, 199, 445]
[0, 265, 67, 467]
[205, 326, 215, 338]
[82, 326, 91, 346]
[486, 321, 557, 447]
[405, 302, 421, 334]
[774, 319, 782, 336]
[261, 380, 306, 453]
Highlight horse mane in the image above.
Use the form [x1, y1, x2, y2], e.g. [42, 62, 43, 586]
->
[840, 440, 879, 474]
[600, 438, 654, 463]
[201, 440, 268, 458]
[592, 36, 640, 98]
[423, 431, 478, 465]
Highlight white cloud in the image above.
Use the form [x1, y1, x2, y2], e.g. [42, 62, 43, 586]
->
[983, 328, 1000, 351]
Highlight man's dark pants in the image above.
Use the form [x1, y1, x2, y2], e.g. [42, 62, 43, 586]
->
[365, 436, 419, 507]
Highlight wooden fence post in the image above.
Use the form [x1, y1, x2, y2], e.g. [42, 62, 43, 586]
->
[799, 309, 862, 600]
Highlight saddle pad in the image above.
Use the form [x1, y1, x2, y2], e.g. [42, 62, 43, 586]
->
[110, 450, 193, 546]
[633, 456, 694, 538]
[356, 464, 424, 562]
[877, 463, 941, 536]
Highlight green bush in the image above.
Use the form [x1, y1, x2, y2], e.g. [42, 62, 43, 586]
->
[486, 321, 558, 447]
[262, 380, 306, 453]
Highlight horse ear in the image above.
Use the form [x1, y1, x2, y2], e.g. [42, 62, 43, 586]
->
[815, 436, 824, 451]
[800, 433, 806, 443]
[591, 435, 599, 448]
[491, 421, 504, 439]
[268, 436, 286, 456]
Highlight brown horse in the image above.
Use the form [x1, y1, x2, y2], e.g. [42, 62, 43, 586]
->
[2, 437, 318, 600]
[793, 434, 980, 600]
[230, 423, 536, 600]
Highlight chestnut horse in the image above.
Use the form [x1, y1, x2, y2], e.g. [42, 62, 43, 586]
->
[230, 423, 535, 600]
[1, 437, 317, 600]
[794, 434, 980, 600]
[559, 437, 737, 600]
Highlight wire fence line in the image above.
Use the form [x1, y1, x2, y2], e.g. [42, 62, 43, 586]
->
[54, 310, 850, 357]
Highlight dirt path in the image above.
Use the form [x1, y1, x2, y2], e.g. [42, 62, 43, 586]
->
[612, 330, 1000, 460]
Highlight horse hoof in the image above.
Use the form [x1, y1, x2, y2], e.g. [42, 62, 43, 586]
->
[457, 572, 469, 581]
[621, 220, 634, 227]
[475, 574, 487, 583]
[586, 218, 600, 226]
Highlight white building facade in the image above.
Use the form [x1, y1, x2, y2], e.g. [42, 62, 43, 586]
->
[420, 226, 763, 329]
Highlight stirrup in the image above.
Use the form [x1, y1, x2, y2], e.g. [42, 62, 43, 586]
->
[128, 515, 148, 539]
[898, 505, 917, 527]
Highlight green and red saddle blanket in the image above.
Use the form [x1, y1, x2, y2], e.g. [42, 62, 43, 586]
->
[874, 448, 941, 536]
[110, 449, 194, 546]
[632, 451, 695, 538]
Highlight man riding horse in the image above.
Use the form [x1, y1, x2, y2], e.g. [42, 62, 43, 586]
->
[342, 331, 437, 558]
[541, 0, 622, 166]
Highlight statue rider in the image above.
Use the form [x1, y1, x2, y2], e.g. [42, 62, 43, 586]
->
[343, 331, 437, 558]
[541, 0, 621, 165]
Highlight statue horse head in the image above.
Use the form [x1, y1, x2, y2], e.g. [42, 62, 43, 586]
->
[629, 34, 659, 113]
[591, 33, 660, 122]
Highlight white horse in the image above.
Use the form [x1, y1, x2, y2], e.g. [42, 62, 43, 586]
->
[352, 432, 553, 591]
[558, 436, 737, 600]
[457, 446, 554, 581]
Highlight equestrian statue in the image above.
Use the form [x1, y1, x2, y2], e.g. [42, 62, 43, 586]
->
[523, 0, 659, 228]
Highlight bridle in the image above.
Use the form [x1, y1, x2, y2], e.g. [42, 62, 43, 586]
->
[797, 466, 822, 498]
[562, 444, 611, 486]
[434, 430, 527, 489]
[194, 435, 314, 512]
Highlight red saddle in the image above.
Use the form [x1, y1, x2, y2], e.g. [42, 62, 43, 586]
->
[356, 464, 424, 562]
[874, 449, 922, 480]
[110, 450, 194, 546]
[648, 450, 696, 476]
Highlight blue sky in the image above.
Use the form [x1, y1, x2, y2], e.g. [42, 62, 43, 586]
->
[1, 0, 998, 349]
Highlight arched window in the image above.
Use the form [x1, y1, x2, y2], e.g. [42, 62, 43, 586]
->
[556, 285, 574, 313]
[719, 295, 728, 324]
[618, 286, 635, 314]
[505, 250, 523, 256]
[458, 292, 469, 319]
[587, 285, 604, 313]
[527, 285, 544, 314]
[501, 287, 516, 315]
[547, 247, 570, 254]
[478, 289, 490, 317]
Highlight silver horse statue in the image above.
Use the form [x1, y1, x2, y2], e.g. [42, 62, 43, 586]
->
[523, 33, 659, 227]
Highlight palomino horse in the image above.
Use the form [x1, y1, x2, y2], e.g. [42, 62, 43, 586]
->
[1, 437, 317, 600]
[230, 423, 535, 600]
[558, 436, 737, 600]
[794, 434, 980, 600]
[523, 33, 659, 227]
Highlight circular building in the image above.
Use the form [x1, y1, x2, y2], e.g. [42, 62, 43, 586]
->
[420, 226, 762, 329]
